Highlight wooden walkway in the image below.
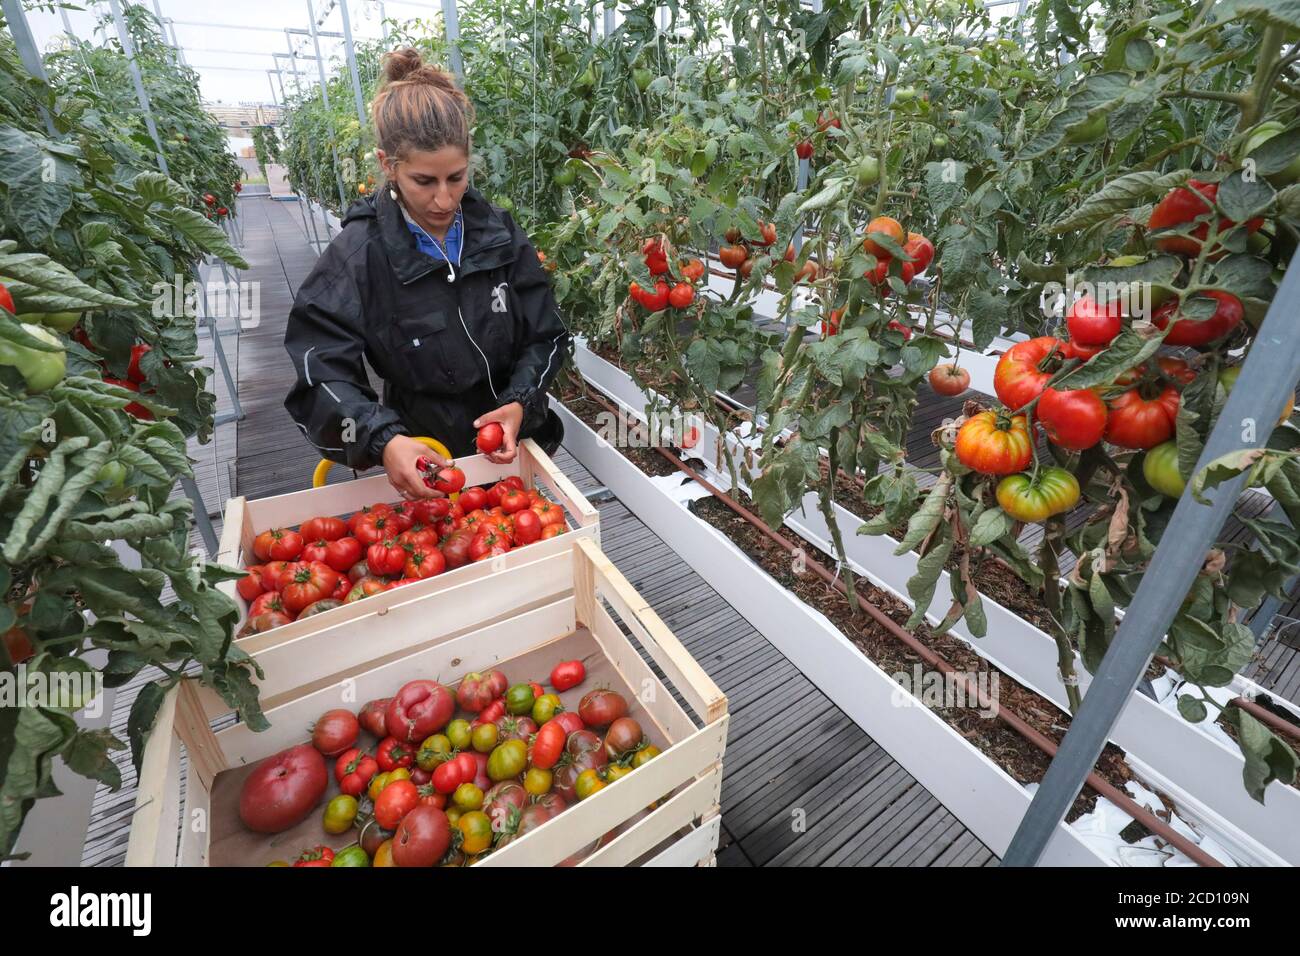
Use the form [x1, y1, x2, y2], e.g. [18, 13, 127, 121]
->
[79, 195, 997, 867]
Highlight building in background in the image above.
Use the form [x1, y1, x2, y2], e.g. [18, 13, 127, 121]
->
[206, 102, 282, 132]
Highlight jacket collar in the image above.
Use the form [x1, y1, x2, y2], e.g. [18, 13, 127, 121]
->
[375, 184, 514, 284]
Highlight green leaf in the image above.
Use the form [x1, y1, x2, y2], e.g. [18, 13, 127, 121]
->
[1055, 329, 1164, 390]
[1048, 170, 1162, 233]
[895, 475, 951, 555]
[62, 730, 125, 789]
[127, 682, 167, 778]
[0, 251, 135, 308]
[159, 207, 250, 269]
[969, 507, 1015, 547]
[905, 531, 953, 630]
[130, 171, 188, 207]
[1222, 706, 1299, 803]
[1177, 695, 1208, 723]
[0, 127, 81, 245]
[965, 289, 1006, 351]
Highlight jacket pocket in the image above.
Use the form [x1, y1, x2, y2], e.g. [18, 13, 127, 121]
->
[382, 306, 458, 391]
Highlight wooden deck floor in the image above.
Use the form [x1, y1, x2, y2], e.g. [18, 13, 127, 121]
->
[80, 195, 997, 867]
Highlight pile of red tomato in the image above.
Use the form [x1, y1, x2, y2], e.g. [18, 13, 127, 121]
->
[628, 237, 703, 312]
[242, 659, 660, 866]
[236, 468, 569, 636]
[717, 221, 821, 282]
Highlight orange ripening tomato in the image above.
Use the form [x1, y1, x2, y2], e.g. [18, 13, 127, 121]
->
[993, 337, 1063, 411]
[955, 411, 1034, 475]
[862, 216, 904, 257]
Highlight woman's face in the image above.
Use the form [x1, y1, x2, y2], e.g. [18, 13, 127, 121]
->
[379, 145, 469, 231]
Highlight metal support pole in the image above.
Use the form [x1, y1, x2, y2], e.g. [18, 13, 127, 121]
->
[1002, 263, 1300, 866]
[60, 4, 76, 38]
[604, 0, 615, 37]
[441, 0, 465, 85]
[181, 474, 219, 554]
[307, 0, 351, 212]
[378, 1, 389, 42]
[108, 0, 171, 176]
[2, 0, 57, 135]
[338, 0, 370, 127]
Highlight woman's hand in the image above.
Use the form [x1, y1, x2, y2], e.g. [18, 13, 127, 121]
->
[382, 434, 448, 500]
[475, 402, 524, 464]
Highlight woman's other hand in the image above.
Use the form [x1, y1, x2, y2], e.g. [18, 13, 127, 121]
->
[382, 434, 448, 499]
[474, 402, 524, 464]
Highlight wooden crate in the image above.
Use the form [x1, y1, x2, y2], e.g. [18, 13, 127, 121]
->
[218, 438, 600, 652]
[127, 537, 728, 867]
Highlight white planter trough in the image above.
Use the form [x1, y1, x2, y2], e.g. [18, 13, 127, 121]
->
[569, 340, 1299, 866]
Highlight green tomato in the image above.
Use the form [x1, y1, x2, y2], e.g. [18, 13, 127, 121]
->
[930, 133, 948, 149]
[1143, 442, 1185, 499]
[893, 86, 917, 104]
[95, 460, 128, 487]
[505, 683, 536, 715]
[532, 692, 562, 725]
[471, 722, 499, 753]
[453, 782, 483, 810]
[486, 739, 528, 781]
[995, 468, 1081, 523]
[446, 718, 472, 750]
[633, 68, 653, 92]
[27, 311, 81, 333]
[553, 165, 576, 187]
[1064, 113, 1107, 144]
[330, 844, 370, 867]
[0, 323, 66, 393]
[575, 65, 597, 89]
[1238, 121, 1300, 186]
[854, 155, 880, 188]
[323, 794, 359, 834]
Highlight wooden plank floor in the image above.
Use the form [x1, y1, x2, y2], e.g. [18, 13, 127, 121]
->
[82, 195, 1003, 866]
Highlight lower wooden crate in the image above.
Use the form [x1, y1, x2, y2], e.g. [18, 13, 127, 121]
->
[127, 537, 728, 867]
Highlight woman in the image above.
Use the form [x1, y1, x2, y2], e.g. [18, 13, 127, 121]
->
[284, 48, 568, 501]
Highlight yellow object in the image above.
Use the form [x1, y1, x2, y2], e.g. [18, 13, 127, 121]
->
[312, 435, 452, 488]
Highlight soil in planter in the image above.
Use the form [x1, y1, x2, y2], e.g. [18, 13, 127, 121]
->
[560, 394, 1150, 831]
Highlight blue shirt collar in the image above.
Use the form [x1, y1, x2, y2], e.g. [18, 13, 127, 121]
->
[400, 204, 463, 265]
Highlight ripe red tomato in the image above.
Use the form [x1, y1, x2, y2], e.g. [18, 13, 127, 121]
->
[384, 502, 416, 532]
[904, 232, 934, 271]
[578, 689, 629, 729]
[928, 364, 970, 396]
[434, 467, 466, 495]
[391, 805, 451, 866]
[1105, 387, 1179, 449]
[512, 508, 542, 544]
[1147, 180, 1260, 257]
[887, 320, 912, 340]
[863, 216, 904, 258]
[1037, 387, 1108, 450]
[236, 566, 267, 602]
[500, 489, 530, 514]
[312, 709, 360, 756]
[386, 680, 455, 743]
[531, 500, 565, 528]
[249, 589, 288, 619]
[347, 502, 391, 535]
[668, 282, 695, 309]
[530, 719, 567, 770]
[335, 749, 379, 797]
[127, 343, 152, 385]
[359, 698, 391, 737]
[994, 337, 1065, 411]
[236, 611, 292, 637]
[458, 486, 489, 511]
[281, 561, 340, 614]
[321, 536, 362, 573]
[469, 528, 511, 561]
[1061, 338, 1104, 361]
[253, 528, 303, 562]
[477, 422, 504, 454]
[642, 280, 670, 311]
[1066, 296, 1122, 347]
[301, 539, 332, 565]
[719, 244, 748, 269]
[374, 778, 420, 829]
[432, 757, 469, 794]
[404, 547, 446, 579]
[795, 140, 814, 159]
[413, 497, 451, 523]
[1152, 290, 1243, 346]
[367, 538, 407, 577]
[377, 736, 416, 771]
[439, 530, 474, 569]
[293, 846, 335, 867]
[300, 516, 346, 541]
[457, 670, 508, 712]
[551, 659, 586, 691]
[238, 744, 328, 833]
[680, 258, 706, 282]
[955, 411, 1034, 475]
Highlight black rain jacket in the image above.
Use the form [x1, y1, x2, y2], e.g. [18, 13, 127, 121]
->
[283, 185, 569, 469]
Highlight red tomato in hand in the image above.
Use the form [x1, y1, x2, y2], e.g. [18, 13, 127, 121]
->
[434, 467, 466, 495]
[550, 659, 586, 691]
[1037, 387, 1108, 450]
[477, 422, 504, 454]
